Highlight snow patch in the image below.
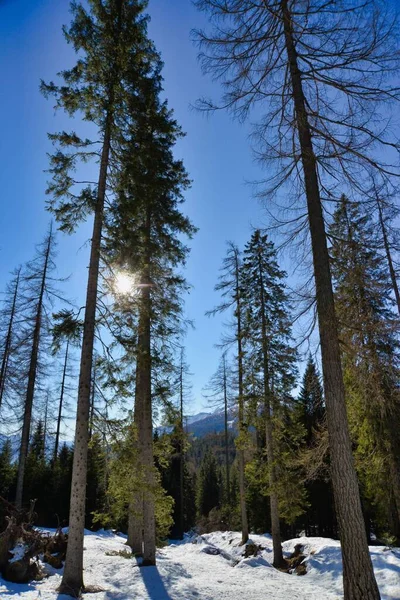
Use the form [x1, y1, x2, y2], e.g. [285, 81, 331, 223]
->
[0, 529, 399, 599]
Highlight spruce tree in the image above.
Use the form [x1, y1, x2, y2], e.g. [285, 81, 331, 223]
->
[296, 357, 335, 537]
[241, 230, 298, 566]
[0, 439, 15, 500]
[297, 356, 325, 445]
[42, 1, 163, 592]
[330, 196, 400, 539]
[103, 43, 195, 563]
[207, 243, 249, 543]
[197, 449, 221, 518]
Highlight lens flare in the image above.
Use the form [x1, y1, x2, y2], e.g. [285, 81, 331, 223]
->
[114, 271, 135, 295]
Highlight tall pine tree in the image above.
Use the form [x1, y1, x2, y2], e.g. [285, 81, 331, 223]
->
[42, 1, 164, 592]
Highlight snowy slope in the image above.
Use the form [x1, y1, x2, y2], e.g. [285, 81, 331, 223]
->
[0, 529, 399, 600]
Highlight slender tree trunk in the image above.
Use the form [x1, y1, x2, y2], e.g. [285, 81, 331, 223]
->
[0, 268, 20, 409]
[59, 117, 112, 597]
[280, 3, 380, 598]
[234, 250, 249, 545]
[179, 352, 184, 539]
[89, 359, 96, 440]
[15, 233, 52, 509]
[54, 341, 69, 462]
[258, 258, 284, 567]
[376, 198, 400, 317]
[43, 391, 49, 455]
[223, 354, 230, 506]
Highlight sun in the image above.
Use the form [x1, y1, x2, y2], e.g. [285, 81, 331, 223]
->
[114, 271, 135, 296]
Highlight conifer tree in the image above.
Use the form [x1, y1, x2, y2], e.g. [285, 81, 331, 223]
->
[296, 357, 335, 537]
[330, 196, 400, 539]
[42, 1, 164, 592]
[15, 225, 57, 509]
[207, 243, 249, 543]
[203, 351, 234, 506]
[0, 439, 15, 500]
[197, 448, 221, 517]
[241, 230, 297, 566]
[297, 356, 325, 446]
[51, 310, 82, 462]
[104, 42, 195, 562]
[0, 267, 22, 412]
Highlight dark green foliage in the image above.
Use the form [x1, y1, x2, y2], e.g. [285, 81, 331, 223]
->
[330, 195, 400, 541]
[23, 421, 53, 524]
[41, 0, 159, 234]
[50, 443, 74, 527]
[241, 230, 298, 397]
[297, 356, 325, 445]
[159, 429, 197, 539]
[197, 448, 221, 517]
[0, 440, 15, 500]
[241, 231, 306, 527]
[86, 433, 107, 529]
[295, 357, 337, 538]
[0, 440, 16, 532]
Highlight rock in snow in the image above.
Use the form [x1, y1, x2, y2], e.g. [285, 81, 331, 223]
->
[0, 529, 399, 599]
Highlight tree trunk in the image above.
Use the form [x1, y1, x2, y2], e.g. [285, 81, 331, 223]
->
[127, 493, 144, 555]
[376, 197, 400, 317]
[223, 354, 230, 506]
[136, 277, 155, 564]
[59, 117, 112, 597]
[280, 3, 380, 598]
[258, 257, 284, 567]
[43, 391, 49, 455]
[179, 354, 184, 539]
[129, 207, 156, 565]
[234, 250, 249, 545]
[15, 232, 52, 509]
[89, 359, 96, 440]
[0, 268, 20, 409]
[54, 341, 69, 462]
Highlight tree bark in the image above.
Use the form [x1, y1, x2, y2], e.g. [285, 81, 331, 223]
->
[258, 256, 284, 568]
[128, 207, 156, 565]
[136, 273, 155, 564]
[376, 197, 400, 317]
[280, 2, 380, 598]
[59, 116, 112, 597]
[179, 353, 184, 539]
[233, 249, 249, 545]
[0, 268, 20, 409]
[89, 359, 96, 440]
[223, 354, 231, 506]
[127, 493, 144, 555]
[54, 341, 69, 462]
[15, 232, 52, 509]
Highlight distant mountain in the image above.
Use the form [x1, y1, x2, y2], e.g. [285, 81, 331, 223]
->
[184, 408, 237, 438]
[157, 408, 237, 438]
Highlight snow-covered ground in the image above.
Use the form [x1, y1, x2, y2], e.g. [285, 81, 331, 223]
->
[0, 529, 399, 599]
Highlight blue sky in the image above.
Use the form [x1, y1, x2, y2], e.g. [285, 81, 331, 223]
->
[0, 0, 285, 414]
